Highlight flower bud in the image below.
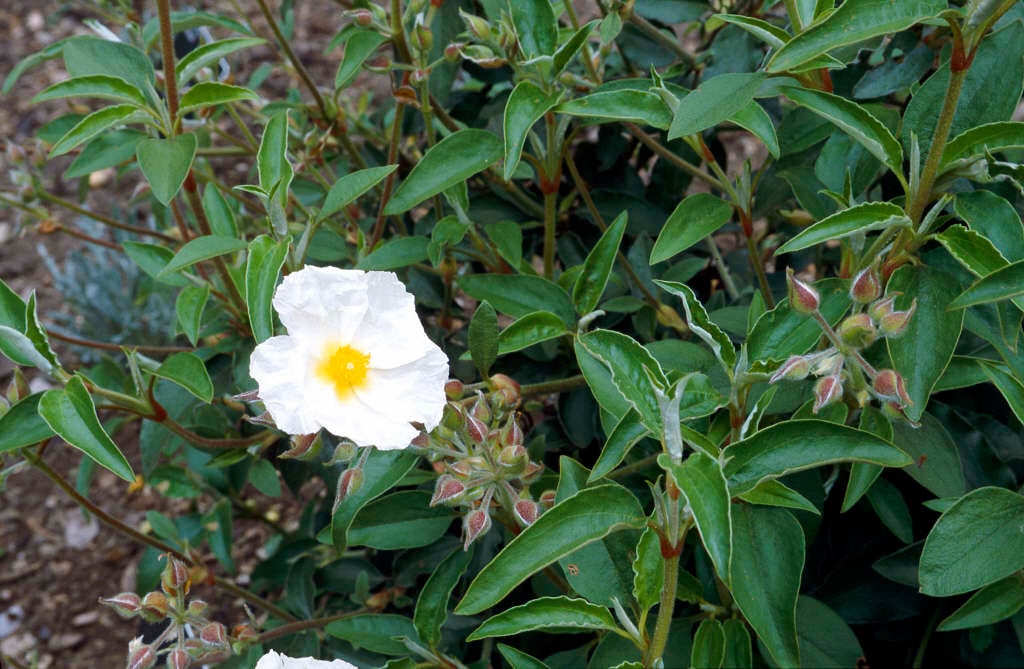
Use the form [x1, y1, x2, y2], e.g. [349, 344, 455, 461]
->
[460, 44, 505, 67]
[837, 313, 877, 348]
[280, 432, 323, 460]
[463, 508, 492, 549]
[867, 294, 898, 321]
[521, 460, 544, 483]
[813, 374, 844, 413]
[786, 267, 820, 314]
[499, 418, 524, 447]
[335, 467, 364, 507]
[7, 367, 30, 402]
[514, 499, 539, 526]
[127, 642, 157, 669]
[441, 403, 466, 431]
[465, 412, 489, 443]
[769, 355, 811, 384]
[850, 267, 882, 303]
[444, 379, 464, 400]
[490, 373, 521, 407]
[351, 9, 373, 26]
[497, 444, 528, 474]
[410, 18, 433, 53]
[538, 489, 557, 509]
[140, 591, 169, 621]
[471, 397, 492, 423]
[166, 649, 190, 669]
[101, 592, 142, 618]
[185, 599, 208, 618]
[199, 622, 228, 648]
[873, 369, 912, 406]
[430, 475, 467, 506]
[444, 42, 462, 62]
[878, 299, 916, 338]
[231, 623, 259, 644]
[161, 556, 191, 597]
[459, 10, 491, 40]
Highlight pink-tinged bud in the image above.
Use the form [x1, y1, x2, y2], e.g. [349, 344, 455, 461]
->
[185, 599, 208, 618]
[497, 445, 528, 474]
[880, 400, 920, 426]
[878, 299, 916, 338]
[521, 460, 544, 483]
[280, 433, 322, 460]
[430, 475, 467, 506]
[411, 21, 433, 53]
[769, 355, 812, 384]
[499, 418, 524, 447]
[327, 440, 358, 465]
[334, 468, 364, 509]
[850, 267, 882, 304]
[490, 373, 521, 406]
[441, 403, 466, 431]
[444, 379, 464, 400]
[463, 509, 492, 549]
[837, 313, 877, 348]
[141, 591, 169, 621]
[127, 642, 157, 669]
[161, 556, 191, 597]
[873, 369, 912, 406]
[786, 267, 820, 314]
[538, 489, 557, 509]
[466, 412, 489, 443]
[867, 294, 898, 321]
[166, 649, 190, 669]
[183, 639, 208, 658]
[232, 623, 259, 643]
[448, 459, 474, 477]
[352, 9, 373, 26]
[471, 397, 492, 424]
[459, 10, 491, 39]
[514, 499, 539, 526]
[101, 592, 142, 618]
[199, 622, 228, 647]
[460, 44, 505, 67]
[813, 375, 844, 413]
[444, 42, 462, 62]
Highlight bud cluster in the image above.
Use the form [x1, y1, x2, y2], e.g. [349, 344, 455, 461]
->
[420, 374, 546, 549]
[772, 267, 918, 419]
[102, 555, 243, 669]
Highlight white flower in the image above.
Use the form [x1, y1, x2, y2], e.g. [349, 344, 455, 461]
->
[255, 650, 358, 669]
[249, 266, 450, 449]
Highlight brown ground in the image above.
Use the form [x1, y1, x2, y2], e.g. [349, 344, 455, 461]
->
[0, 2, 346, 666]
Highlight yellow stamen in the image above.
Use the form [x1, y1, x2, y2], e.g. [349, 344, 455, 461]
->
[316, 344, 370, 399]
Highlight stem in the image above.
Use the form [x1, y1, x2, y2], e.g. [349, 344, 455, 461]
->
[626, 10, 695, 68]
[47, 329, 192, 354]
[521, 374, 588, 396]
[156, 0, 180, 133]
[160, 414, 280, 450]
[255, 610, 369, 643]
[183, 181, 249, 318]
[563, 0, 601, 83]
[36, 191, 176, 242]
[644, 553, 680, 667]
[53, 224, 121, 250]
[367, 102, 406, 250]
[704, 237, 740, 302]
[543, 189, 558, 279]
[542, 113, 560, 279]
[624, 123, 726, 190]
[254, 0, 330, 119]
[745, 231, 774, 307]
[27, 452, 297, 622]
[782, 0, 806, 32]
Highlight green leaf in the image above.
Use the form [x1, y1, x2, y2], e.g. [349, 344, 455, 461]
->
[746, 278, 851, 363]
[0, 326, 51, 372]
[414, 546, 473, 649]
[781, 87, 904, 177]
[650, 194, 733, 264]
[469, 301, 499, 379]
[589, 409, 649, 482]
[574, 212, 628, 315]
[936, 225, 1010, 278]
[63, 36, 155, 92]
[955, 190, 1024, 262]
[632, 527, 664, 612]
[887, 265, 964, 421]
[24, 293, 58, 372]
[767, 0, 945, 73]
[738, 479, 820, 515]
[65, 129, 145, 179]
[49, 104, 141, 157]
[330, 449, 419, 552]
[176, 37, 265, 85]
[385, 129, 502, 215]
[248, 459, 281, 497]
[3, 38, 70, 94]
[578, 329, 668, 434]
[356, 236, 428, 270]
[892, 412, 966, 499]
[205, 498, 235, 573]
[468, 596, 619, 641]
[722, 618, 753, 669]
[504, 81, 562, 181]
[981, 362, 1024, 426]
[709, 14, 789, 48]
[950, 260, 1024, 310]
[509, 0, 558, 57]
[796, 596, 864, 668]
[498, 644, 552, 669]
[943, 121, 1024, 166]
[334, 29, 387, 87]
[0, 393, 54, 453]
[692, 619, 726, 669]
[455, 485, 645, 615]
[152, 352, 214, 403]
[245, 235, 290, 343]
[459, 274, 575, 326]
[723, 420, 912, 495]
[841, 406, 891, 511]
[920, 486, 1024, 596]
[730, 505, 804, 668]
[38, 376, 135, 482]
[557, 90, 672, 128]
[776, 201, 910, 254]
[938, 575, 1024, 632]
[866, 476, 913, 543]
[179, 82, 257, 113]
[136, 134, 197, 206]
[730, 100, 781, 159]
[258, 111, 292, 197]
[202, 185, 239, 238]
[325, 614, 419, 655]
[498, 311, 569, 355]
[122, 241, 189, 287]
[348, 490, 456, 550]
[553, 21, 596, 75]
[32, 74, 149, 108]
[655, 280, 736, 371]
[160, 235, 247, 277]
[660, 452, 732, 583]
[668, 73, 765, 140]
[0, 278, 27, 331]
[319, 165, 396, 221]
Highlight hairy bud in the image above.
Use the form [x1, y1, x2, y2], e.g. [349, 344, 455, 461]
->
[867, 294, 898, 321]
[335, 468, 364, 507]
[878, 299, 916, 338]
[444, 379, 464, 400]
[127, 642, 157, 669]
[465, 412, 489, 443]
[200, 622, 229, 648]
[514, 499, 539, 526]
[280, 432, 322, 460]
[444, 42, 463, 62]
[101, 592, 142, 618]
[538, 489, 557, 509]
[497, 444, 528, 475]
[786, 267, 820, 314]
[850, 267, 882, 304]
[140, 592, 170, 621]
[351, 9, 373, 26]
[463, 508, 492, 549]
[490, 373, 521, 407]
[459, 10, 492, 40]
[430, 475, 467, 506]
[837, 313, 877, 348]
[873, 369, 912, 406]
[813, 375, 844, 413]
[161, 556, 191, 597]
[185, 599, 208, 618]
[769, 355, 812, 384]
[166, 649, 190, 669]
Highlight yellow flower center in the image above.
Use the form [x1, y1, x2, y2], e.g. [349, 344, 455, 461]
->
[316, 344, 370, 399]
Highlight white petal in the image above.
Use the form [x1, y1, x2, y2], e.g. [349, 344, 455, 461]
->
[254, 650, 284, 669]
[348, 271, 433, 369]
[250, 335, 321, 435]
[352, 346, 450, 433]
[310, 384, 420, 449]
[257, 651, 357, 669]
[273, 266, 369, 345]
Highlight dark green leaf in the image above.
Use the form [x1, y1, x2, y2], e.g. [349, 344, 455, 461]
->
[469, 301, 499, 379]
[0, 278, 26, 331]
[738, 479, 820, 515]
[509, 0, 558, 56]
[356, 236, 428, 270]
[692, 619, 726, 669]
[553, 21, 597, 75]
[32, 74, 149, 107]
[938, 575, 1024, 631]
[320, 165, 396, 221]
[668, 73, 765, 140]
[955, 190, 1024, 262]
[179, 82, 257, 112]
[331, 449, 419, 552]
[248, 459, 282, 497]
[936, 225, 1010, 278]
[63, 36, 154, 92]
[0, 326, 51, 371]
[335, 30, 387, 88]
[557, 90, 672, 128]
[660, 452, 732, 582]
[776, 201, 910, 254]
[258, 111, 292, 197]
[655, 280, 736, 371]
[589, 409, 649, 482]
[136, 134, 197, 206]
[414, 546, 473, 648]
[497, 311, 568, 355]
[467, 596, 619, 641]
[892, 412, 966, 499]
[459, 273, 575, 326]
[49, 105, 141, 157]
[504, 81, 561, 181]
[650, 194, 733, 264]
[498, 644, 552, 669]
[245, 235, 290, 343]
[746, 278, 851, 363]
[202, 186, 239, 238]
[177, 37, 265, 85]
[796, 596, 864, 668]
[950, 260, 1024, 310]
[574, 212, 628, 315]
[160, 235, 247, 277]
[122, 242, 189, 287]
[632, 527, 664, 612]
[866, 476, 914, 543]
[0, 393, 54, 453]
[348, 490, 456, 550]
[722, 618, 753, 669]
[943, 121, 1024, 166]
[152, 352, 213, 403]
[578, 329, 668, 433]
[325, 614, 419, 655]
